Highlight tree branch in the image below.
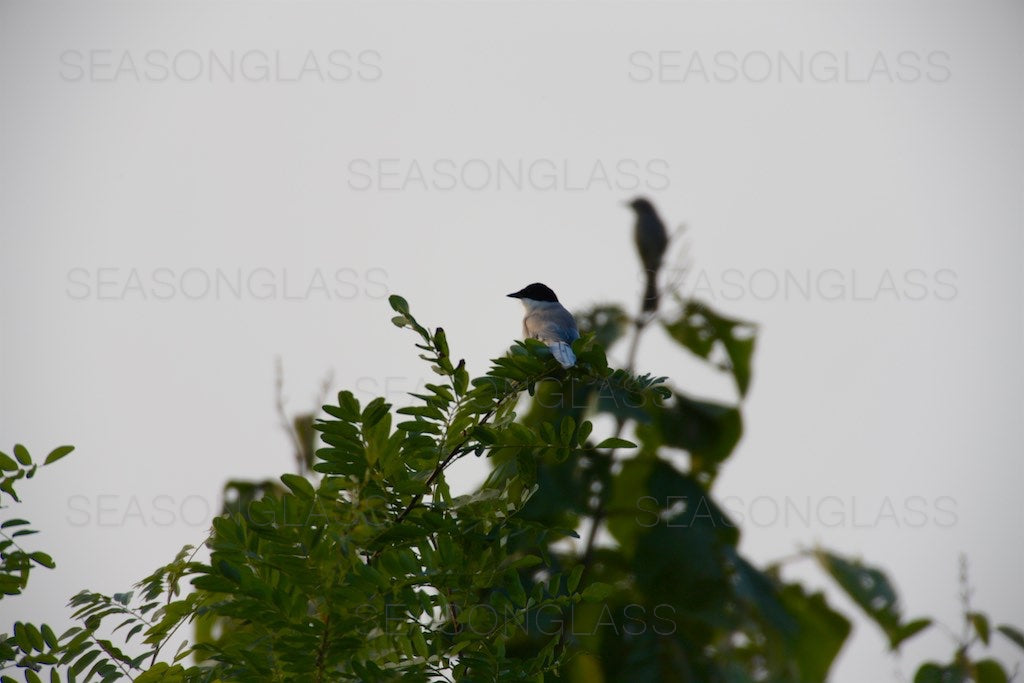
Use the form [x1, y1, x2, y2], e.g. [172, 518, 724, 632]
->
[580, 311, 649, 576]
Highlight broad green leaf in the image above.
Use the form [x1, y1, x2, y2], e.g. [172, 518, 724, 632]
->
[13, 444, 31, 466]
[433, 327, 449, 358]
[815, 549, 927, 650]
[997, 624, 1024, 651]
[606, 457, 656, 557]
[776, 583, 852, 682]
[397, 420, 441, 435]
[915, 660, 972, 683]
[567, 565, 584, 593]
[0, 451, 18, 470]
[13, 622, 32, 651]
[24, 623, 44, 651]
[454, 360, 469, 395]
[29, 552, 55, 569]
[656, 392, 742, 476]
[663, 299, 757, 398]
[594, 437, 636, 449]
[280, 473, 315, 499]
[559, 417, 576, 446]
[580, 582, 614, 601]
[44, 445, 75, 465]
[896, 618, 933, 647]
[968, 611, 990, 644]
[974, 660, 1009, 683]
[577, 420, 593, 444]
[389, 294, 410, 315]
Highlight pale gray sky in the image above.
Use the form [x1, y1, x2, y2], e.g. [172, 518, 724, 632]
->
[2, 1, 1022, 680]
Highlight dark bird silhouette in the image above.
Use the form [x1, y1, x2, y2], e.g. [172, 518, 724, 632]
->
[627, 197, 669, 313]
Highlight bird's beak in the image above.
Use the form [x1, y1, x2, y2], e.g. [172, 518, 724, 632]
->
[507, 291, 521, 298]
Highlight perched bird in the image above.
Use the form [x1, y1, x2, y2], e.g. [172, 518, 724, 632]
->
[627, 197, 669, 312]
[507, 283, 579, 368]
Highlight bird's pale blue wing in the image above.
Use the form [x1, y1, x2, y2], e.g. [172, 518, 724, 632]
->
[525, 305, 579, 343]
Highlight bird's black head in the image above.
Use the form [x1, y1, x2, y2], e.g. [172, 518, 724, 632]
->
[507, 283, 559, 302]
[627, 197, 656, 214]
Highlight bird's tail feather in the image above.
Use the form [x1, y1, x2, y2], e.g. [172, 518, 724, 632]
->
[548, 341, 576, 368]
[642, 274, 659, 313]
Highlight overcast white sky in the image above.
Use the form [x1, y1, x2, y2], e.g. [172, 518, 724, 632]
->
[2, 1, 1022, 680]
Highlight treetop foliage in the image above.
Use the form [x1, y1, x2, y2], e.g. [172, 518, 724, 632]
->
[3, 204, 1020, 682]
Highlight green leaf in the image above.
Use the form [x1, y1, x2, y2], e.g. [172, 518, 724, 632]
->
[896, 618, 932, 647]
[0, 478, 20, 502]
[0, 451, 18, 471]
[434, 327, 449, 358]
[13, 444, 31, 466]
[605, 457, 655, 558]
[997, 624, 1024, 651]
[559, 417, 576, 446]
[411, 628, 430, 659]
[567, 565, 584, 593]
[44, 445, 75, 465]
[396, 405, 443, 420]
[815, 549, 926, 649]
[337, 390, 361, 421]
[968, 611, 990, 644]
[776, 583, 851, 682]
[362, 397, 391, 427]
[41, 624, 58, 649]
[656, 392, 742, 476]
[454, 360, 469, 396]
[503, 554, 543, 572]
[29, 552, 55, 569]
[389, 294, 410, 315]
[974, 660, 1008, 683]
[594, 437, 636, 449]
[397, 421, 441, 435]
[280, 473, 315, 499]
[70, 649, 100, 676]
[580, 583, 614, 601]
[13, 622, 31, 651]
[1, 518, 30, 528]
[663, 299, 757, 398]
[24, 623, 44, 651]
[503, 568, 527, 607]
[577, 420, 593, 444]
[914, 663, 952, 683]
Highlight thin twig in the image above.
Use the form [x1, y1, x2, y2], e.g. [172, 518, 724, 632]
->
[148, 535, 213, 667]
[391, 405, 500, 529]
[314, 612, 330, 683]
[579, 314, 647, 577]
[274, 357, 307, 476]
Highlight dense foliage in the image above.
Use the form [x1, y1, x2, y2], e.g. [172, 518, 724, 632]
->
[2, 237, 1022, 681]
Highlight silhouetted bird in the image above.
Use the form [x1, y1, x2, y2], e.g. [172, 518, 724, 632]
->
[627, 197, 669, 312]
[507, 283, 579, 368]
